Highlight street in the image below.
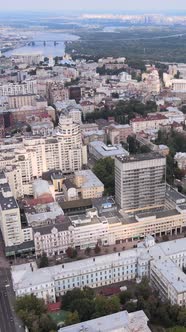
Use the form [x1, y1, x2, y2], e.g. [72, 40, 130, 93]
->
[0, 233, 24, 332]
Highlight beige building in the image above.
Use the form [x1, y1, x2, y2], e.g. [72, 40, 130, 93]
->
[8, 94, 36, 109]
[74, 170, 104, 199]
[107, 124, 132, 144]
[115, 154, 166, 211]
[130, 114, 168, 133]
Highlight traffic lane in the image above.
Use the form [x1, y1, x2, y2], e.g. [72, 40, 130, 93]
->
[0, 287, 16, 332]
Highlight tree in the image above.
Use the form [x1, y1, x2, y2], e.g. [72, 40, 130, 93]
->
[66, 247, 78, 259]
[15, 295, 57, 332]
[94, 243, 101, 254]
[119, 290, 132, 305]
[93, 157, 115, 195]
[135, 277, 152, 300]
[62, 287, 95, 311]
[70, 298, 95, 321]
[94, 295, 120, 318]
[39, 252, 49, 268]
[65, 311, 80, 326]
[177, 309, 186, 327]
[85, 247, 92, 256]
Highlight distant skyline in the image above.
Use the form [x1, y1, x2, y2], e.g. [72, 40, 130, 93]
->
[1, 0, 186, 12]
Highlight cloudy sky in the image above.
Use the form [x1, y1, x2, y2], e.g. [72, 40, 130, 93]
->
[1, 0, 186, 12]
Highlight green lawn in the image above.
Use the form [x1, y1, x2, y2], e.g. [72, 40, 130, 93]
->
[49, 310, 69, 325]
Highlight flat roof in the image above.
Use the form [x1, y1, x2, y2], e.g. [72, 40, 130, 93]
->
[116, 152, 165, 164]
[89, 141, 128, 158]
[151, 258, 186, 293]
[60, 199, 92, 210]
[0, 193, 18, 210]
[74, 170, 104, 188]
[59, 310, 150, 332]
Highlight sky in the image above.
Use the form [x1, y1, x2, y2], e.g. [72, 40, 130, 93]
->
[1, 0, 186, 12]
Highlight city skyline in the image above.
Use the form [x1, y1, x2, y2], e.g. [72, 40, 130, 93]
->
[1, 0, 186, 12]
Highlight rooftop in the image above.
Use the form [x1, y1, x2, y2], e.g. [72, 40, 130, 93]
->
[0, 193, 18, 211]
[59, 310, 151, 332]
[89, 141, 128, 158]
[116, 152, 164, 164]
[74, 170, 104, 189]
[151, 258, 186, 293]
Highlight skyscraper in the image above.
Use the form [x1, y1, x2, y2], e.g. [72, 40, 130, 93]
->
[115, 153, 166, 211]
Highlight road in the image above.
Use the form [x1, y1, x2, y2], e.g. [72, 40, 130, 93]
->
[0, 233, 25, 332]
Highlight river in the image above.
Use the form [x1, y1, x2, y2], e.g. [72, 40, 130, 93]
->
[4, 31, 79, 57]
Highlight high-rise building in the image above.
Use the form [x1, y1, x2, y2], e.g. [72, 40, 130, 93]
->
[56, 115, 86, 173]
[115, 153, 166, 211]
[0, 172, 23, 247]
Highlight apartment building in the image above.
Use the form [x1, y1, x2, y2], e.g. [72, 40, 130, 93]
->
[0, 80, 37, 96]
[11, 237, 186, 306]
[172, 79, 186, 92]
[8, 94, 36, 109]
[130, 114, 168, 133]
[107, 124, 132, 145]
[0, 172, 23, 247]
[115, 153, 166, 211]
[57, 115, 87, 173]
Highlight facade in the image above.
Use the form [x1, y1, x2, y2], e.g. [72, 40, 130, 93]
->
[8, 94, 36, 109]
[33, 203, 186, 257]
[56, 115, 87, 173]
[30, 120, 54, 136]
[172, 79, 186, 92]
[0, 172, 23, 247]
[0, 116, 87, 194]
[12, 52, 43, 65]
[130, 114, 168, 133]
[115, 153, 166, 211]
[0, 81, 37, 96]
[59, 310, 151, 332]
[107, 124, 132, 145]
[12, 237, 186, 306]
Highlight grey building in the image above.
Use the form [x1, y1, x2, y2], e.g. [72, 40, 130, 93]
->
[115, 153, 166, 211]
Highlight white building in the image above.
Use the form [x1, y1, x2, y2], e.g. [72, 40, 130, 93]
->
[175, 152, 186, 170]
[12, 237, 186, 306]
[0, 172, 23, 247]
[59, 310, 151, 332]
[0, 80, 37, 96]
[172, 79, 186, 92]
[89, 141, 129, 160]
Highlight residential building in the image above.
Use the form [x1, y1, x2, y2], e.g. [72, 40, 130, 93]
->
[8, 94, 36, 109]
[0, 80, 37, 96]
[12, 52, 43, 65]
[30, 120, 54, 136]
[56, 115, 87, 173]
[130, 114, 168, 133]
[107, 124, 132, 145]
[0, 172, 23, 247]
[115, 153, 166, 211]
[172, 79, 186, 92]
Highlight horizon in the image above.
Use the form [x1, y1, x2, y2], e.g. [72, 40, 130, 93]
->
[1, 0, 186, 13]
